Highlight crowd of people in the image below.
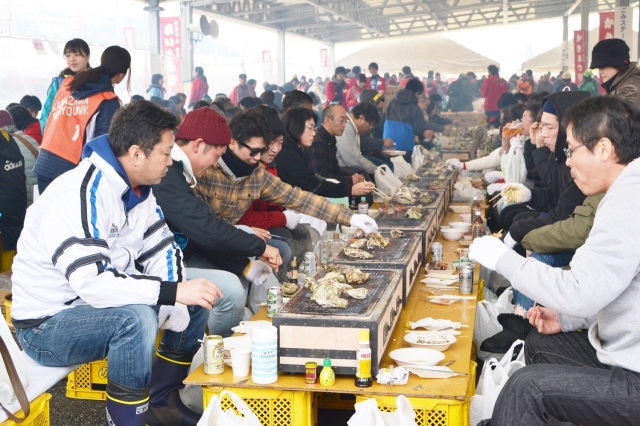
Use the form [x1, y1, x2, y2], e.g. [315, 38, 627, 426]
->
[2, 32, 640, 425]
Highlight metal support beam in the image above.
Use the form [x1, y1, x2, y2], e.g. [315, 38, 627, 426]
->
[181, 1, 194, 84]
[276, 29, 285, 85]
[565, 0, 582, 15]
[582, 0, 590, 68]
[616, 0, 630, 5]
[562, 14, 569, 71]
[145, 0, 163, 55]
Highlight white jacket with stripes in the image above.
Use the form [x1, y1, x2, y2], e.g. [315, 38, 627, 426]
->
[11, 140, 183, 323]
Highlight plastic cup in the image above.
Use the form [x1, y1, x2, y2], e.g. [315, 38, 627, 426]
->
[231, 348, 251, 377]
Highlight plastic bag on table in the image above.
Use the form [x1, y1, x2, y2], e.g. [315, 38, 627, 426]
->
[197, 390, 262, 426]
[391, 156, 413, 180]
[411, 146, 425, 172]
[472, 287, 514, 346]
[348, 395, 417, 426]
[500, 135, 527, 184]
[374, 165, 402, 196]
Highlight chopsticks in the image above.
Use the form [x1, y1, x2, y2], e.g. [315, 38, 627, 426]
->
[372, 187, 392, 200]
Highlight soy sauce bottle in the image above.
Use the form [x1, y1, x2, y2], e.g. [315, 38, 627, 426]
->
[355, 329, 373, 387]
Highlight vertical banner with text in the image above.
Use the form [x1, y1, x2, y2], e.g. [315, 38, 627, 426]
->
[615, 7, 631, 42]
[159, 17, 182, 95]
[574, 30, 587, 85]
[600, 12, 615, 40]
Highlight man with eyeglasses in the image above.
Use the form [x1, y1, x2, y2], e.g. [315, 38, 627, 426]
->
[470, 96, 640, 426]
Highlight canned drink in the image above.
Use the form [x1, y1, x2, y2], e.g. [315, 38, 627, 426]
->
[267, 286, 283, 318]
[305, 361, 318, 384]
[458, 248, 470, 263]
[303, 252, 317, 277]
[204, 335, 225, 375]
[459, 263, 474, 294]
[431, 242, 443, 262]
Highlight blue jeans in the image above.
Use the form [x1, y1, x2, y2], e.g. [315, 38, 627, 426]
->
[15, 303, 208, 389]
[512, 250, 575, 311]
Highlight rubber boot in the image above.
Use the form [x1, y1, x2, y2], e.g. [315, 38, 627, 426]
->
[105, 381, 149, 426]
[146, 343, 200, 426]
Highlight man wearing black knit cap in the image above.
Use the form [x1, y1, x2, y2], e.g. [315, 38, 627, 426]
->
[591, 38, 640, 108]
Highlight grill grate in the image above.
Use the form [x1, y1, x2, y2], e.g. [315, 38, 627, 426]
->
[374, 208, 435, 228]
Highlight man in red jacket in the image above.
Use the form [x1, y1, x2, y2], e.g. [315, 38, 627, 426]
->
[325, 66, 348, 109]
[481, 64, 509, 128]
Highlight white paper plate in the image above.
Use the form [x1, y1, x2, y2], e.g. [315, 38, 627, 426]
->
[404, 333, 456, 351]
[407, 366, 465, 379]
[389, 347, 445, 367]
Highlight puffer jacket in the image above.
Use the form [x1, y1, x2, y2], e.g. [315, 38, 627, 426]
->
[12, 132, 38, 206]
[608, 62, 640, 109]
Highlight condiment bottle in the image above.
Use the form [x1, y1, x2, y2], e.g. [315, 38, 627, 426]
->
[319, 358, 335, 386]
[289, 257, 298, 284]
[471, 196, 482, 223]
[355, 330, 373, 387]
[349, 196, 360, 210]
[472, 210, 485, 240]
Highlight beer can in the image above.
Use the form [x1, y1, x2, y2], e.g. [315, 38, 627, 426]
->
[459, 263, 474, 294]
[303, 252, 317, 277]
[267, 286, 282, 318]
[204, 335, 225, 375]
[458, 248, 470, 263]
[431, 242, 443, 262]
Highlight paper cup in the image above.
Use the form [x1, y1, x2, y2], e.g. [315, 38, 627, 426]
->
[231, 348, 251, 377]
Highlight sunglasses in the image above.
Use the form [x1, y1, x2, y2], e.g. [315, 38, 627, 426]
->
[239, 141, 269, 156]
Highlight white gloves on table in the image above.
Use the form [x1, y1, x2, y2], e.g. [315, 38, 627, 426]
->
[469, 236, 510, 271]
[501, 183, 531, 204]
[283, 210, 302, 230]
[503, 232, 517, 249]
[484, 171, 504, 184]
[350, 214, 378, 235]
[158, 303, 190, 332]
[487, 183, 505, 196]
[445, 158, 464, 170]
[243, 260, 272, 286]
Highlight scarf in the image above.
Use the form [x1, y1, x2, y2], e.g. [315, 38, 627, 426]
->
[221, 150, 257, 178]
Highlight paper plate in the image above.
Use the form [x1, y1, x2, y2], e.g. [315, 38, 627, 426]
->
[389, 347, 445, 367]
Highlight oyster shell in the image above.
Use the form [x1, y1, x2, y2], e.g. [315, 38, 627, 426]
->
[304, 277, 319, 291]
[318, 271, 346, 284]
[349, 238, 368, 249]
[344, 288, 369, 299]
[281, 282, 299, 296]
[352, 229, 366, 239]
[406, 174, 420, 181]
[343, 247, 373, 259]
[345, 269, 370, 285]
[394, 187, 416, 205]
[367, 232, 389, 249]
[324, 264, 356, 274]
[390, 229, 406, 238]
[419, 192, 434, 205]
[405, 205, 425, 220]
[310, 283, 348, 308]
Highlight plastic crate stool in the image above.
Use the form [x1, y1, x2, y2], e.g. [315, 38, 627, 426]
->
[0, 393, 51, 426]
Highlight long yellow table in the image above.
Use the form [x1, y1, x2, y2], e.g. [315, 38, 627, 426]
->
[185, 204, 479, 426]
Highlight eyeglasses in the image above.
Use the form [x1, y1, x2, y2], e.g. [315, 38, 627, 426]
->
[563, 143, 587, 158]
[331, 116, 347, 124]
[239, 141, 269, 156]
[305, 125, 317, 133]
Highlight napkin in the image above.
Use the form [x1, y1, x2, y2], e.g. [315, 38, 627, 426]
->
[376, 365, 409, 386]
[407, 317, 460, 330]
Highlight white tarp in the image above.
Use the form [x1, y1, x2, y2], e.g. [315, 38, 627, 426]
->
[337, 34, 499, 76]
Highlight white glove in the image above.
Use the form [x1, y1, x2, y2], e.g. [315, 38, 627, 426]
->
[243, 260, 272, 286]
[445, 158, 463, 170]
[283, 210, 302, 230]
[350, 214, 378, 235]
[501, 183, 531, 204]
[487, 183, 505, 195]
[158, 303, 190, 332]
[503, 232, 517, 249]
[484, 171, 504, 184]
[469, 236, 510, 271]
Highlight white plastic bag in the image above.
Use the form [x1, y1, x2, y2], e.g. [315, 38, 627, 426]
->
[411, 146, 425, 172]
[452, 181, 483, 202]
[500, 136, 527, 184]
[0, 317, 29, 404]
[469, 340, 525, 425]
[472, 288, 514, 346]
[390, 156, 413, 180]
[348, 395, 416, 426]
[374, 165, 402, 196]
[197, 390, 261, 426]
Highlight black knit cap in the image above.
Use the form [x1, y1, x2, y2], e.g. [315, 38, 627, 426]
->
[590, 38, 630, 69]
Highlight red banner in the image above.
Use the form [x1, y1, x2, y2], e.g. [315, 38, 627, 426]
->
[123, 26, 136, 51]
[574, 30, 587, 85]
[163, 56, 182, 96]
[0, 4, 13, 37]
[600, 11, 615, 40]
[320, 48, 328, 67]
[160, 17, 181, 57]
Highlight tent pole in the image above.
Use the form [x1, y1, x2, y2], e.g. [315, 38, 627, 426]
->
[581, 0, 590, 68]
[562, 15, 569, 72]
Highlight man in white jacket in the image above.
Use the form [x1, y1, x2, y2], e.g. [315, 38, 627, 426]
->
[336, 102, 380, 176]
[10, 100, 222, 426]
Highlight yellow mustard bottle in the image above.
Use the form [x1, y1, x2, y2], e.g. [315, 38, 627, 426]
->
[319, 358, 335, 386]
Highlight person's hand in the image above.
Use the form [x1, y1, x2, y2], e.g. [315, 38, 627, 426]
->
[383, 138, 395, 148]
[445, 158, 463, 170]
[250, 227, 271, 242]
[259, 245, 282, 271]
[503, 232, 517, 249]
[350, 214, 378, 235]
[501, 183, 531, 204]
[487, 183, 505, 195]
[423, 129, 435, 140]
[243, 260, 273, 286]
[158, 303, 190, 332]
[468, 236, 510, 271]
[176, 278, 224, 309]
[484, 170, 504, 184]
[352, 181, 375, 196]
[351, 174, 365, 184]
[530, 121, 540, 144]
[526, 250, 532, 257]
[527, 306, 562, 335]
[283, 210, 301, 230]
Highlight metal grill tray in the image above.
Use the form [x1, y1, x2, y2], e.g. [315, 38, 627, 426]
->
[373, 207, 435, 228]
[333, 232, 418, 261]
[279, 268, 396, 317]
[388, 188, 444, 209]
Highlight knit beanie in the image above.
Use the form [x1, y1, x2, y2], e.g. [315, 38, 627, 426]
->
[0, 110, 13, 128]
[360, 89, 384, 105]
[590, 38, 630, 69]
[7, 105, 36, 131]
[176, 107, 231, 146]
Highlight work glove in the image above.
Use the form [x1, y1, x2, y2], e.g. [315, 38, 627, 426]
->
[243, 260, 273, 286]
[484, 170, 504, 184]
[469, 236, 510, 271]
[283, 210, 302, 230]
[158, 303, 190, 332]
[445, 158, 463, 170]
[501, 183, 531, 204]
[350, 214, 378, 235]
[503, 232, 517, 250]
[487, 183, 505, 196]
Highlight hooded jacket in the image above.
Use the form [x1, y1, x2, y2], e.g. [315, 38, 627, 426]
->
[146, 83, 165, 100]
[384, 89, 429, 150]
[607, 62, 640, 109]
[509, 91, 589, 243]
[481, 75, 509, 112]
[0, 130, 26, 250]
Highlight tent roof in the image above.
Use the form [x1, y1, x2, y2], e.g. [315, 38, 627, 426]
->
[337, 34, 498, 74]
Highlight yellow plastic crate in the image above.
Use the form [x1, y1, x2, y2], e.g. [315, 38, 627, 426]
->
[355, 361, 477, 426]
[66, 359, 108, 400]
[203, 386, 314, 426]
[315, 392, 356, 411]
[3, 294, 11, 328]
[0, 392, 51, 426]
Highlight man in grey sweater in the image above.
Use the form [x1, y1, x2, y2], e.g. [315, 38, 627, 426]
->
[470, 96, 640, 425]
[336, 102, 380, 176]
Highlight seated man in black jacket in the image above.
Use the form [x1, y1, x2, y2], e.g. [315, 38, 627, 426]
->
[152, 107, 282, 338]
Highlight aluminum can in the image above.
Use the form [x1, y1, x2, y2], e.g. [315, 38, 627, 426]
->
[267, 286, 282, 318]
[204, 335, 224, 375]
[458, 248, 470, 263]
[431, 242, 443, 262]
[303, 252, 317, 276]
[459, 263, 474, 294]
[305, 361, 318, 384]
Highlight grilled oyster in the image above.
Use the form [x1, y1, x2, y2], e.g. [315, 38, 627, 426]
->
[324, 264, 355, 274]
[345, 269, 370, 285]
[304, 277, 319, 291]
[390, 229, 406, 238]
[281, 282, 299, 296]
[367, 232, 389, 249]
[405, 205, 425, 220]
[318, 272, 346, 284]
[352, 229, 366, 239]
[406, 174, 420, 181]
[311, 283, 348, 308]
[419, 192, 434, 205]
[394, 188, 416, 205]
[349, 238, 368, 249]
[343, 247, 373, 259]
[344, 288, 369, 299]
